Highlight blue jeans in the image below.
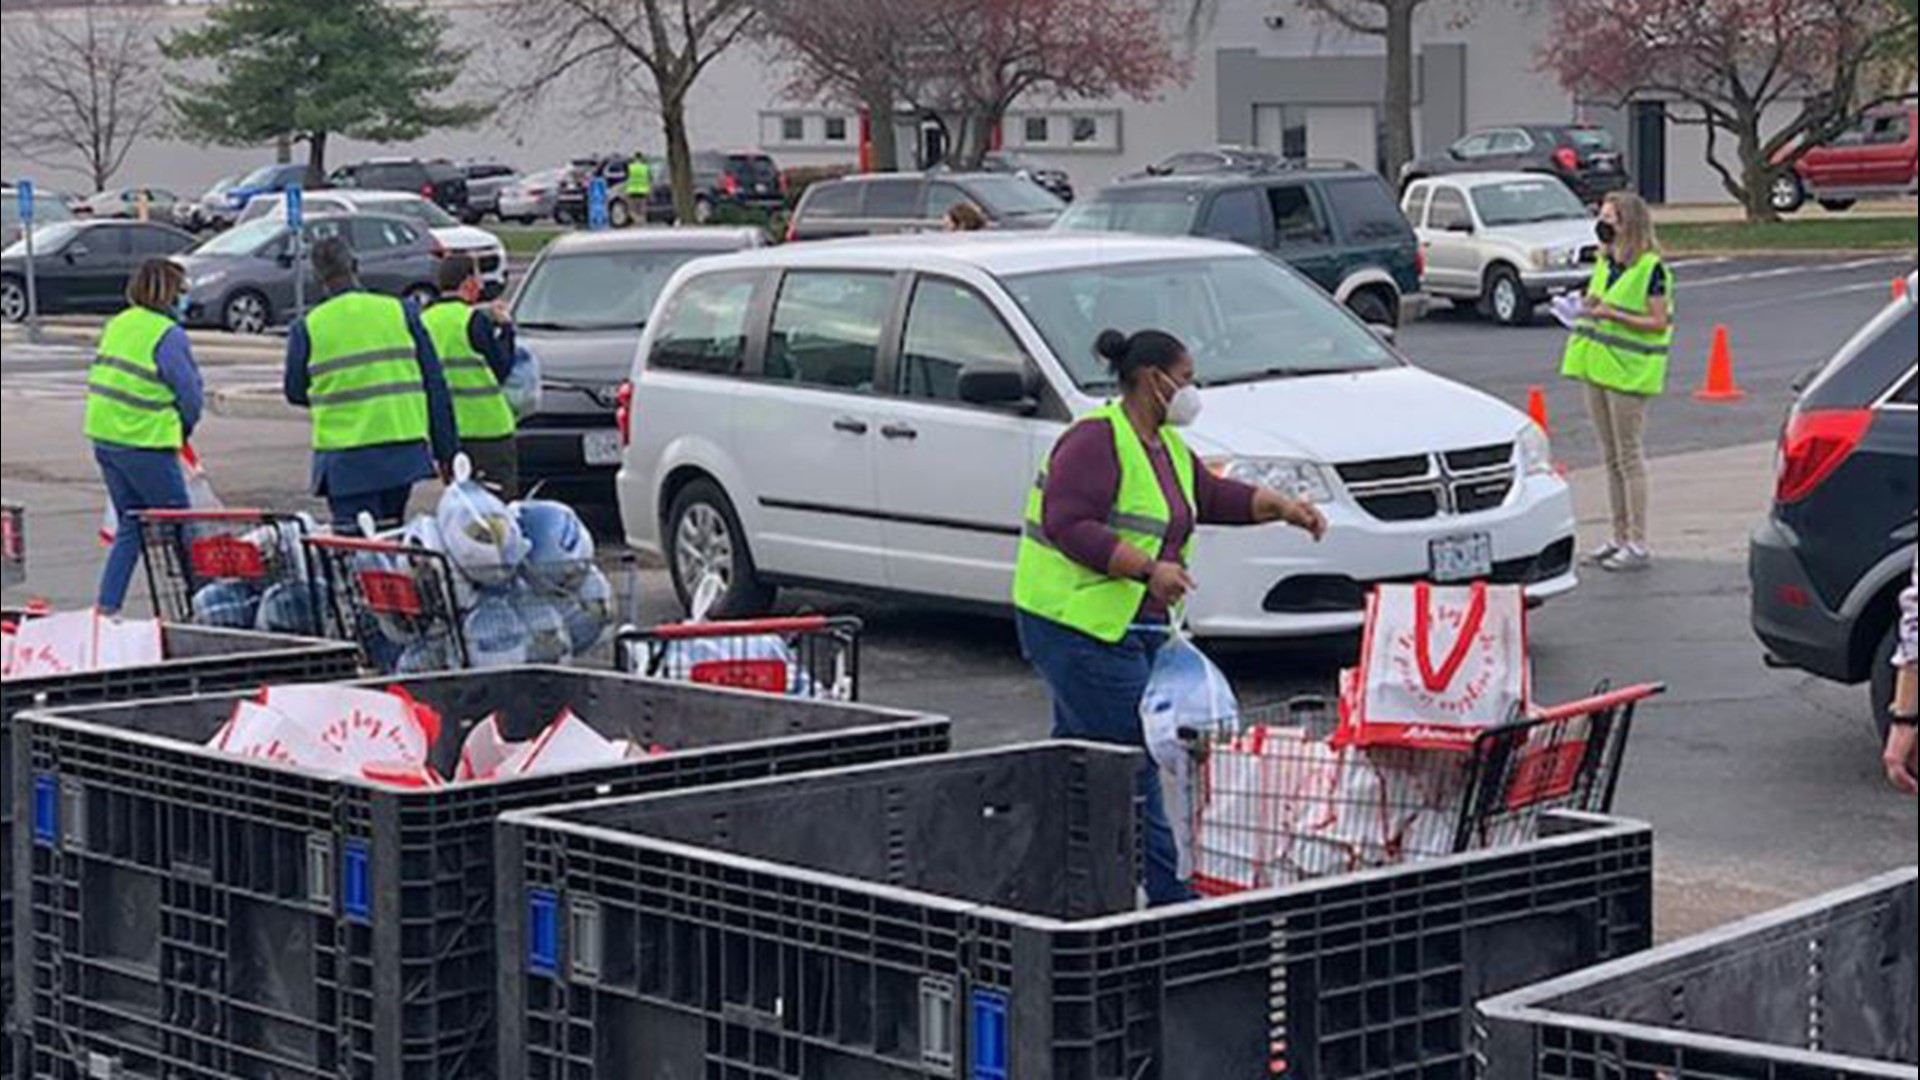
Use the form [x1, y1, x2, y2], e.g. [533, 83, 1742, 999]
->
[1017, 610, 1191, 907]
[328, 486, 414, 534]
[95, 442, 189, 613]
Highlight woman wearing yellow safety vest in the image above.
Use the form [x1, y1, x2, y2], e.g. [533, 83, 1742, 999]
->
[422, 254, 520, 496]
[1013, 329, 1328, 906]
[1562, 192, 1674, 573]
[84, 259, 206, 615]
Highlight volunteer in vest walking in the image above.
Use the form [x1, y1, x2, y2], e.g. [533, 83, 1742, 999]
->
[86, 259, 205, 615]
[625, 152, 652, 226]
[283, 237, 458, 531]
[1013, 329, 1329, 906]
[1563, 192, 1674, 573]
[423, 254, 519, 496]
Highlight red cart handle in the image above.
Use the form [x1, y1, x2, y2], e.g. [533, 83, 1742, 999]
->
[139, 508, 285, 522]
[305, 535, 414, 555]
[1530, 683, 1666, 723]
[647, 616, 840, 640]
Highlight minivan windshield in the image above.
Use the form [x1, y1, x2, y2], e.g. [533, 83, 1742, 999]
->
[1056, 190, 1201, 236]
[1003, 255, 1398, 390]
[1470, 179, 1589, 227]
[515, 249, 705, 330]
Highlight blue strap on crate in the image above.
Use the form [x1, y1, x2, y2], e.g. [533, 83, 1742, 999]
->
[342, 839, 372, 923]
[31, 774, 57, 847]
[971, 989, 1010, 1080]
[528, 889, 561, 977]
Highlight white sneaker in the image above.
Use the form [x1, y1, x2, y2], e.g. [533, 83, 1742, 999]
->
[1600, 545, 1652, 572]
[1583, 541, 1625, 567]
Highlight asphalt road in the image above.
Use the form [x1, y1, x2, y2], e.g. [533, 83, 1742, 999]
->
[4, 253, 1914, 937]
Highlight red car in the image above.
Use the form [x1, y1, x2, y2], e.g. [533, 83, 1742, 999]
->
[1773, 105, 1918, 214]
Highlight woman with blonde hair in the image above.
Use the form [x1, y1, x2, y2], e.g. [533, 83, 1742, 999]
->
[83, 258, 205, 613]
[1562, 191, 1673, 572]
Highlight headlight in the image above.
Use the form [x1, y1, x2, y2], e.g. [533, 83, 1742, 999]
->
[1529, 248, 1552, 271]
[189, 269, 229, 289]
[1210, 458, 1337, 503]
[1518, 424, 1555, 477]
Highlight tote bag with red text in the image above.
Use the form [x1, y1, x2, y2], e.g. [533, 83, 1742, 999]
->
[1342, 582, 1529, 751]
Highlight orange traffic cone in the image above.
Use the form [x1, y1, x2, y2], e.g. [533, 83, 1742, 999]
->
[1897, 277, 1911, 303]
[1527, 385, 1552, 433]
[1694, 325, 1746, 403]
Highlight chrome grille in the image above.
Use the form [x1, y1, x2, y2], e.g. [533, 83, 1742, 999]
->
[1337, 443, 1518, 522]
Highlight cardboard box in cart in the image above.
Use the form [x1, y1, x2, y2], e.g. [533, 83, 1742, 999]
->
[1478, 868, 1918, 1079]
[496, 743, 1654, 1080]
[14, 667, 949, 1080]
[0, 612, 359, 1072]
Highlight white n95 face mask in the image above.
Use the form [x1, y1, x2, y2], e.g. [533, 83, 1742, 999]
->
[1165, 384, 1204, 428]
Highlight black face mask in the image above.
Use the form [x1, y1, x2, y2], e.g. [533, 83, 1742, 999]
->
[1595, 220, 1618, 245]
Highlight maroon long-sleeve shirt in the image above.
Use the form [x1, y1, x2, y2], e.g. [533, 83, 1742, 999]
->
[1040, 418, 1260, 621]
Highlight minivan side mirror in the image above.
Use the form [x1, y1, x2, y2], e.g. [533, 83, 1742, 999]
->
[64, 244, 91, 263]
[958, 365, 1035, 410]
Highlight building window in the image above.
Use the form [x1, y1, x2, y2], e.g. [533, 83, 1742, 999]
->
[782, 116, 807, 143]
[1071, 116, 1099, 145]
[1025, 116, 1051, 144]
[825, 116, 849, 142]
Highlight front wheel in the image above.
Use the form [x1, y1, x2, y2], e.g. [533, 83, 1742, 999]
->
[1346, 289, 1396, 328]
[1771, 173, 1807, 214]
[0, 277, 26, 323]
[222, 290, 270, 335]
[608, 198, 634, 229]
[1486, 267, 1535, 327]
[666, 480, 776, 619]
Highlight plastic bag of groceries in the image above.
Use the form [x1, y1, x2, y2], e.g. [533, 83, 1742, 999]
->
[436, 456, 528, 588]
[98, 444, 221, 546]
[2, 609, 164, 680]
[1139, 624, 1239, 881]
[503, 345, 542, 421]
[514, 499, 595, 594]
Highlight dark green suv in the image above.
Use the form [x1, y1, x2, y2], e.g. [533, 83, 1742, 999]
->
[1057, 165, 1425, 326]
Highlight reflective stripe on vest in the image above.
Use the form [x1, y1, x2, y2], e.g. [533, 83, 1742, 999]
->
[422, 301, 515, 440]
[84, 306, 183, 449]
[304, 292, 430, 452]
[1561, 252, 1675, 396]
[1012, 404, 1196, 645]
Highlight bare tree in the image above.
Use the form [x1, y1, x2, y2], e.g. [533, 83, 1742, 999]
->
[0, 1, 165, 191]
[754, 0, 915, 171]
[1297, 0, 1482, 181]
[494, 0, 757, 224]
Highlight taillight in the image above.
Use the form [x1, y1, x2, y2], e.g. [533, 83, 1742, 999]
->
[1415, 247, 1427, 280]
[1775, 408, 1872, 503]
[422, 183, 436, 199]
[721, 173, 740, 196]
[430, 238, 449, 259]
[1554, 146, 1580, 173]
[615, 380, 635, 447]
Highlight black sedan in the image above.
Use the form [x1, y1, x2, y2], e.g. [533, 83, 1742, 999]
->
[1400, 124, 1632, 205]
[1, 220, 196, 322]
[980, 152, 1076, 202]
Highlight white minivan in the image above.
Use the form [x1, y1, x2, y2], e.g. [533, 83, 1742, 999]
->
[618, 234, 1577, 637]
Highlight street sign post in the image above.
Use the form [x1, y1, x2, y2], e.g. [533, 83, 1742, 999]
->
[18, 180, 40, 343]
[588, 177, 610, 231]
[287, 184, 306, 321]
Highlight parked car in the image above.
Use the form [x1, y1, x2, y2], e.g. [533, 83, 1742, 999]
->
[1, 184, 76, 247]
[175, 175, 243, 232]
[1751, 276, 1918, 741]
[1403, 173, 1598, 326]
[1058, 164, 1425, 327]
[513, 227, 768, 510]
[1401, 125, 1631, 206]
[2, 220, 196, 322]
[1773, 106, 1918, 214]
[618, 234, 1574, 627]
[330, 158, 470, 217]
[238, 189, 509, 296]
[175, 213, 442, 334]
[75, 187, 182, 223]
[558, 151, 789, 226]
[1133, 146, 1284, 178]
[978, 152, 1076, 202]
[499, 167, 568, 225]
[223, 162, 310, 216]
[459, 162, 520, 223]
[787, 173, 1065, 241]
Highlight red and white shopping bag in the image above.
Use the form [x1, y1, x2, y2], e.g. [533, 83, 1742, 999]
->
[1340, 582, 1529, 751]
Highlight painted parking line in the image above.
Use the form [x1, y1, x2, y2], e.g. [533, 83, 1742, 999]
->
[1683, 255, 1909, 290]
[1720, 278, 1906, 313]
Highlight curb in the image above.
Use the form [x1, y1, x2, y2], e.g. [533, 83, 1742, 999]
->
[1665, 248, 1916, 260]
[211, 384, 302, 422]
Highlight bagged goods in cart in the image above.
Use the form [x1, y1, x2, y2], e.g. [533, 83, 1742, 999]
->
[436, 465, 529, 588]
[1342, 582, 1530, 751]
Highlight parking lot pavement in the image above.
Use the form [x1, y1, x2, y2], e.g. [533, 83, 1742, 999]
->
[1405, 253, 1912, 470]
[5, 252, 1912, 938]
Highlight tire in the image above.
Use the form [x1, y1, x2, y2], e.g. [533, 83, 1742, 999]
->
[608, 198, 633, 229]
[1870, 620, 1899, 745]
[692, 196, 715, 226]
[222, 290, 270, 335]
[1485, 266, 1535, 327]
[665, 479, 776, 619]
[1819, 198, 1858, 213]
[402, 284, 438, 310]
[0, 277, 25, 324]
[1770, 173, 1807, 214]
[1347, 289, 1397, 328]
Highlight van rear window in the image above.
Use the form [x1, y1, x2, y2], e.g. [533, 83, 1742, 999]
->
[802, 183, 861, 219]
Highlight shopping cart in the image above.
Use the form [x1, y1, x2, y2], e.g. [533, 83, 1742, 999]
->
[307, 535, 633, 674]
[136, 509, 322, 630]
[1, 502, 24, 591]
[616, 616, 864, 702]
[1182, 682, 1663, 897]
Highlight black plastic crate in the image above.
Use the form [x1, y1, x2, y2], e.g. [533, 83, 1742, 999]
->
[14, 667, 948, 1080]
[1, 611, 358, 1073]
[496, 743, 1655, 1079]
[1477, 869, 1918, 1079]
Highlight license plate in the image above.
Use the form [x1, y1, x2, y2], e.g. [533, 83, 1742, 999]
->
[582, 431, 624, 466]
[1430, 532, 1495, 583]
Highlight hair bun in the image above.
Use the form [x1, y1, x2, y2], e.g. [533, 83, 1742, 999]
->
[1094, 329, 1129, 367]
